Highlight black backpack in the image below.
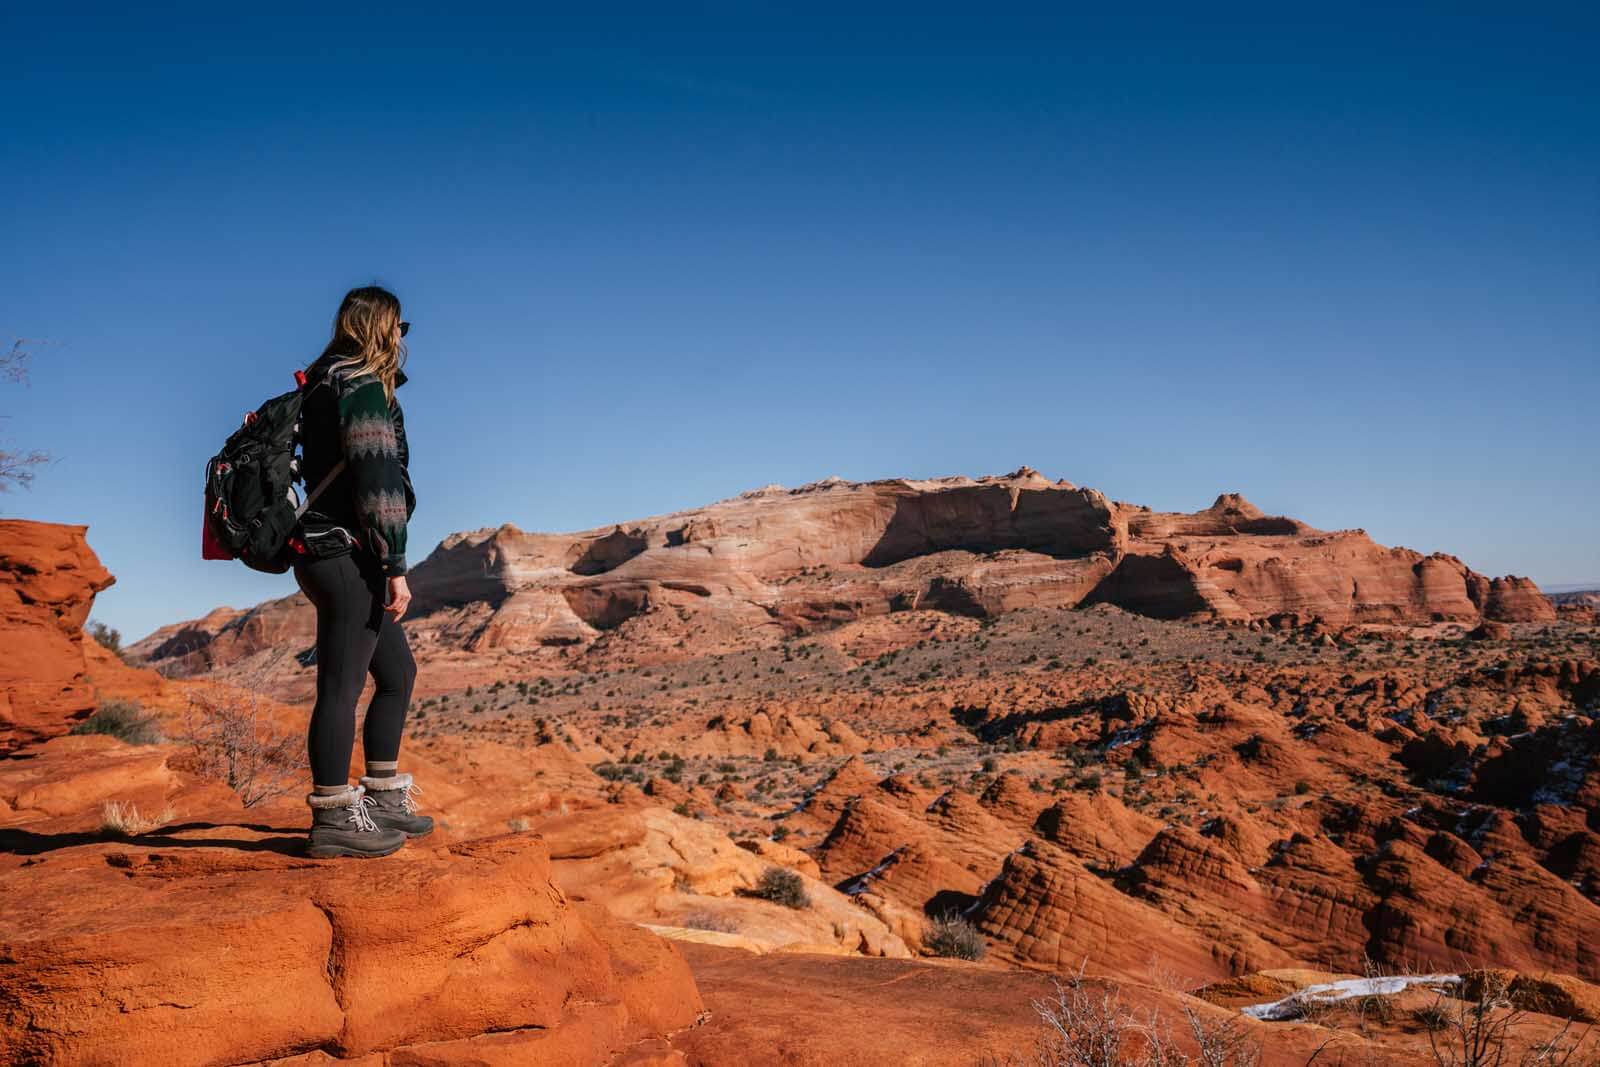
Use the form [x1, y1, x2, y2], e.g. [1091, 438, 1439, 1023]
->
[201, 370, 344, 574]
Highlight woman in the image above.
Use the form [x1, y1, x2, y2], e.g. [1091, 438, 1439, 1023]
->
[295, 286, 431, 858]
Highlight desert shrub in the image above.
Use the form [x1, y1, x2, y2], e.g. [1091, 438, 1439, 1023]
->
[1353, 993, 1395, 1025]
[1414, 1002, 1453, 1032]
[924, 912, 985, 961]
[177, 687, 299, 807]
[1028, 970, 1179, 1067]
[753, 866, 809, 909]
[86, 619, 123, 655]
[682, 910, 740, 933]
[100, 800, 173, 837]
[72, 699, 161, 745]
[1183, 1004, 1262, 1067]
[1417, 973, 1600, 1067]
[979, 969, 1262, 1067]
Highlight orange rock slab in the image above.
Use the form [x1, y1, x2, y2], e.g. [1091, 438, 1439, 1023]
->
[0, 831, 702, 1065]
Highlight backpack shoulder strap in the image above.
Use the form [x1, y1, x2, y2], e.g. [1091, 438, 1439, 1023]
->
[296, 458, 346, 518]
[293, 362, 347, 518]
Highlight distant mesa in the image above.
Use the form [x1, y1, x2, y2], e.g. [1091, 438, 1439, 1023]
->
[127, 467, 1556, 684]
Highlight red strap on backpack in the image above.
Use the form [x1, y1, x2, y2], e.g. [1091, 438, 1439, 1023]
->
[201, 501, 233, 560]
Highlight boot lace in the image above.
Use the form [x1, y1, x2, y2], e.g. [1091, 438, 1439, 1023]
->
[346, 793, 380, 833]
[399, 780, 422, 815]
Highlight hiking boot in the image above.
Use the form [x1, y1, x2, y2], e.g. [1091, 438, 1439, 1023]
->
[358, 773, 434, 838]
[307, 785, 407, 859]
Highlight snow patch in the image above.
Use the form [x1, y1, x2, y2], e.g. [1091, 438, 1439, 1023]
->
[840, 847, 905, 896]
[1531, 754, 1592, 808]
[1105, 724, 1149, 750]
[1242, 974, 1461, 1022]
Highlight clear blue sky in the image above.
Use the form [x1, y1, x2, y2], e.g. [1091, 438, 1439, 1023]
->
[3, 6, 1596, 642]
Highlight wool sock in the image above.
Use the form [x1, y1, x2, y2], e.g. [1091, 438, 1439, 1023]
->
[313, 783, 351, 796]
[365, 760, 398, 779]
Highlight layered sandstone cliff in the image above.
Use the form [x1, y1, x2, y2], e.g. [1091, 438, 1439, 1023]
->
[128, 468, 1553, 690]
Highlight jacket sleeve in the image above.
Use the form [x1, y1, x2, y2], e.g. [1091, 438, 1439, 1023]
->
[337, 376, 410, 576]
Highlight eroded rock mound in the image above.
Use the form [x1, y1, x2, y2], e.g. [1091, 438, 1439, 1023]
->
[536, 805, 911, 959]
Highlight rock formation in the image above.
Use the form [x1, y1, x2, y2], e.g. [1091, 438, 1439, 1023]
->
[4, 512, 1599, 1065]
[0, 522, 705, 1066]
[1, 830, 703, 1065]
[128, 468, 1554, 696]
[0, 521, 117, 752]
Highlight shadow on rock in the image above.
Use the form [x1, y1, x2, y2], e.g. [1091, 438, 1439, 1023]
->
[0, 822, 307, 857]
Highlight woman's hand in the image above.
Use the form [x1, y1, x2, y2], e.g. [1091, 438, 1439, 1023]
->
[385, 576, 412, 620]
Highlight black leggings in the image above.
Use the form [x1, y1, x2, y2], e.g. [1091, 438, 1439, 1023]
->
[293, 552, 417, 787]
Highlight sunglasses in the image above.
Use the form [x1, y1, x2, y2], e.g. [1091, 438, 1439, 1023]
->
[399, 321, 410, 337]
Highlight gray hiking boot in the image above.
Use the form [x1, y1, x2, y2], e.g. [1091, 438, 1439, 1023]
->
[358, 773, 435, 838]
[306, 785, 407, 859]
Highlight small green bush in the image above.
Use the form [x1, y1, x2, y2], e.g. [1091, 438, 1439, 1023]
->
[71, 699, 161, 745]
[753, 867, 810, 909]
[924, 912, 985, 961]
[86, 620, 123, 655]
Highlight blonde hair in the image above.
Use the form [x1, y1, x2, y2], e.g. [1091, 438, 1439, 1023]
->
[320, 286, 406, 402]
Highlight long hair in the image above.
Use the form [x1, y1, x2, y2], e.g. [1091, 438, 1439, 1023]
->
[320, 286, 406, 402]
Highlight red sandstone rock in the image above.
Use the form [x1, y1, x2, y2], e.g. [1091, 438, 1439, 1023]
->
[1032, 791, 1162, 870]
[536, 805, 910, 958]
[0, 830, 701, 1065]
[668, 943, 1068, 1067]
[0, 520, 114, 751]
[971, 839, 1234, 983]
[9, 506, 1600, 1067]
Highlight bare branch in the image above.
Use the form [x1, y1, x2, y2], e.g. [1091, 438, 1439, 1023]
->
[0, 339, 49, 495]
[176, 684, 300, 807]
[0, 339, 33, 383]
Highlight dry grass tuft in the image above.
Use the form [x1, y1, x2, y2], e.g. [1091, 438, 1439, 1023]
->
[100, 801, 175, 837]
[681, 910, 741, 933]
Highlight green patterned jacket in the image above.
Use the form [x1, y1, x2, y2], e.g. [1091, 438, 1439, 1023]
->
[298, 354, 416, 577]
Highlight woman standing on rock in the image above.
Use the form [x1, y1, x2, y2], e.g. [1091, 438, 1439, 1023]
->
[295, 285, 433, 858]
